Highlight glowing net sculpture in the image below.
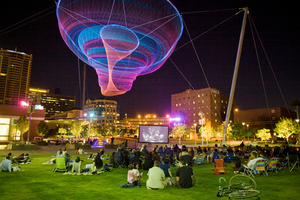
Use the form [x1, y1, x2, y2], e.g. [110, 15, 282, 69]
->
[56, 0, 183, 96]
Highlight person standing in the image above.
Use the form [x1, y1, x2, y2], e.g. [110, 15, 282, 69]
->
[146, 161, 166, 190]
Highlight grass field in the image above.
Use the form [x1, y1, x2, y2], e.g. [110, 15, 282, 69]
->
[0, 151, 299, 200]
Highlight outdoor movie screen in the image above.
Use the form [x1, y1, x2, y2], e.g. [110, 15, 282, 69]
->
[138, 125, 169, 144]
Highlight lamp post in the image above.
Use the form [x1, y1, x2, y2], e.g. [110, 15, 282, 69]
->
[84, 112, 95, 144]
[199, 112, 205, 146]
[296, 119, 299, 146]
[194, 123, 197, 146]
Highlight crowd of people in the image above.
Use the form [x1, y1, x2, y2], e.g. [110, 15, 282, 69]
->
[2, 140, 299, 191]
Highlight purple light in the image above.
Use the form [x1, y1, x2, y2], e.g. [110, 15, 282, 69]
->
[56, 0, 183, 96]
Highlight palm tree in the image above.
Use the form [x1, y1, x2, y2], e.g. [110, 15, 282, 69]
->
[291, 98, 300, 120]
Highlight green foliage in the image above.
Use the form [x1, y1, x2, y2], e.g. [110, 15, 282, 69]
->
[171, 123, 190, 144]
[256, 128, 271, 143]
[16, 115, 29, 142]
[274, 117, 299, 140]
[36, 121, 48, 137]
[70, 119, 84, 138]
[229, 122, 245, 141]
[58, 128, 67, 135]
[0, 152, 300, 200]
[214, 125, 224, 140]
[199, 126, 214, 145]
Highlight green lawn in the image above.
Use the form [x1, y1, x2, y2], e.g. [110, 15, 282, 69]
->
[0, 152, 299, 200]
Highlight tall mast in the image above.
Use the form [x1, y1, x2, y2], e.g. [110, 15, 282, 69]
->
[222, 7, 249, 145]
[82, 64, 86, 111]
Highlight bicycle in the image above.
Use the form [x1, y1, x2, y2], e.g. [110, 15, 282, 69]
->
[217, 174, 260, 199]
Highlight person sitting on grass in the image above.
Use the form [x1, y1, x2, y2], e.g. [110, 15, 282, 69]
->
[19, 153, 32, 164]
[71, 157, 89, 174]
[160, 158, 173, 185]
[143, 152, 154, 170]
[0, 156, 13, 172]
[93, 153, 103, 169]
[146, 161, 167, 190]
[6, 153, 18, 164]
[120, 164, 141, 188]
[176, 158, 195, 188]
[234, 151, 262, 174]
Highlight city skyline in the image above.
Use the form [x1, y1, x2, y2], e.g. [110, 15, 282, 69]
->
[1, 0, 299, 119]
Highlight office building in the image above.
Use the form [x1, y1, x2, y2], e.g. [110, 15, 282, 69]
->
[171, 88, 234, 129]
[28, 87, 75, 117]
[84, 99, 119, 128]
[0, 49, 32, 105]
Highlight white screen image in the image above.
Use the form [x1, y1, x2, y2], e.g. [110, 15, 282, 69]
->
[138, 125, 169, 143]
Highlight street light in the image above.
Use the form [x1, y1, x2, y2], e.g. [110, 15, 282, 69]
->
[199, 112, 205, 146]
[85, 112, 95, 143]
[194, 123, 197, 146]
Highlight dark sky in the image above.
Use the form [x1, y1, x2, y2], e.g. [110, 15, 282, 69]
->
[1, 0, 299, 119]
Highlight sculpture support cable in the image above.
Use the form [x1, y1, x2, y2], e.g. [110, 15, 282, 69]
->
[57, 0, 183, 96]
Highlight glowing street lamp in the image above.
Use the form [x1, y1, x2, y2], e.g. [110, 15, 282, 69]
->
[85, 112, 96, 142]
[199, 112, 205, 146]
[194, 123, 197, 146]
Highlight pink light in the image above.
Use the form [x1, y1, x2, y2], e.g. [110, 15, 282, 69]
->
[21, 101, 29, 107]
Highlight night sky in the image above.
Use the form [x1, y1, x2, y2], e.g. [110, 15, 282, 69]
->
[1, 0, 299, 119]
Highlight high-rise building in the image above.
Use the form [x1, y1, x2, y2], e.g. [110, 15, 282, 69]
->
[171, 88, 235, 129]
[28, 87, 75, 117]
[0, 49, 32, 105]
[84, 99, 120, 128]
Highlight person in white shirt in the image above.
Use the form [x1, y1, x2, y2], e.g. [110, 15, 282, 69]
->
[146, 161, 166, 190]
[0, 156, 13, 172]
[235, 151, 262, 174]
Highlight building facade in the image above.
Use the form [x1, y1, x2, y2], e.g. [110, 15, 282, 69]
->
[84, 99, 119, 128]
[0, 104, 45, 142]
[234, 107, 296, 128]
[0, 49, 32, 105]
[171, 88, 234, 129]
[28, 87, 75, 118]
[118, 114, 171, 130]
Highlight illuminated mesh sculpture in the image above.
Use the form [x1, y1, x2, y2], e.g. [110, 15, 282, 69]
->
[56, 0, 183, 96]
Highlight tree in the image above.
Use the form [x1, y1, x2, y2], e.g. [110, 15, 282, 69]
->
[256, 128, 271, 143]
[214, 125, 224, 141]
[229, 122, 245, 141]
[36, 121, 48, 138]
[245, 129, 255, 142]
[70, 119, 84, 138]
[199, 126, 214, 145]
[291, 98, 300, 120]
[274, 117, 299, 142]
[171, 123, 190, 144]
[89, 127, 99, 137]
[16, 115, 29, 142]
[58, 128, 67, 135]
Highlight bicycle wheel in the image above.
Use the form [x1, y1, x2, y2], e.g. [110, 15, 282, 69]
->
[229, 174, 257, 190]
[229, 190, 260, 199]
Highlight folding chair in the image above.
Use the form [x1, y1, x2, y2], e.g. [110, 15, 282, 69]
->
[213, 159, 226, 175]
[287, 153, 300, 172]
[267, 157, 279, 173]
[194, 155, 205, 165]
[244, 159, 268, 177]
[115, 152, 126, 168]
[53, 157, 67, 172]
[129, 152, 140, 165]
